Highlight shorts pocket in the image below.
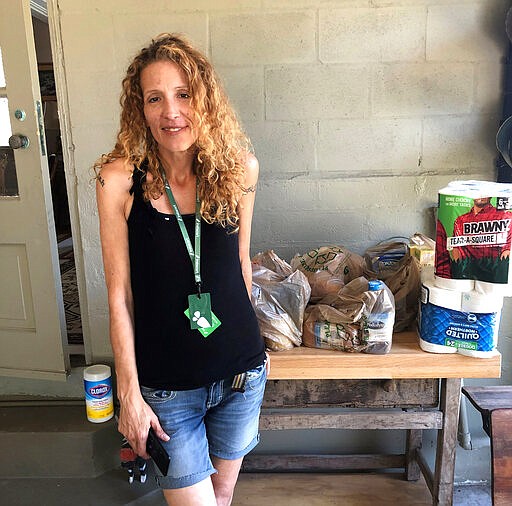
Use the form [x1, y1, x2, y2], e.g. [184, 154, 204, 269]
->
[140, 385, 177, 403]
[246, 362, 267, 391]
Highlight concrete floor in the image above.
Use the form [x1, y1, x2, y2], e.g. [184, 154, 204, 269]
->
[0, 468, 491, 506]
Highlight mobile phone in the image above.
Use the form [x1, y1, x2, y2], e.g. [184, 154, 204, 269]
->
[146, 427, 170, 476]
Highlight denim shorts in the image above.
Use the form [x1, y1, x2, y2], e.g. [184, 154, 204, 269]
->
[140, 361, 267, 489]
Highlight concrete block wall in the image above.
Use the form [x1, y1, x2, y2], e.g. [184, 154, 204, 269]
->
[58, 0, 511, 364]
[56, 0, 511, 482]
[58, 0, 509, 261]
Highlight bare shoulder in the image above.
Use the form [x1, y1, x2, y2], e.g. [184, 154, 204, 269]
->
[242, 152, 259, 188]
[96, 158, 134, 193]
[244, 152, 259, 178]
[96, 158, 135, 221]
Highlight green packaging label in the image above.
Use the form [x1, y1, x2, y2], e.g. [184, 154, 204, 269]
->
[436, 194, 512, 284]
[444, 338, 478, 351]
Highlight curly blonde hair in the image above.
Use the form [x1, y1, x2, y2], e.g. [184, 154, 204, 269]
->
[95, 33, 252, 229]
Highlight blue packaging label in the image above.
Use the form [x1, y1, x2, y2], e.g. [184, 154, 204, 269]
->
[84, 378, 112, 401]
[367, 312, 389, 329]
[84, 377, 113, 421]
[420, 302, 498, 352]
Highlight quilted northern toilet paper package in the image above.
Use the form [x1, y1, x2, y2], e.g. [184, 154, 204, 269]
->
[418, 275, 503, 358]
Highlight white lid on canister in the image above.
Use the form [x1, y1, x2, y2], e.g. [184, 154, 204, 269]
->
[83, 364, 111, 382]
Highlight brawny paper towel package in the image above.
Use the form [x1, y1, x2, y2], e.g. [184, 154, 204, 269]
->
[435, 180, 512, 296]
[419, 277, 503, 358]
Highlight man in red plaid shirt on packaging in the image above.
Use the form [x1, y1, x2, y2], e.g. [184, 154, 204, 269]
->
[451, 197, 511, 262]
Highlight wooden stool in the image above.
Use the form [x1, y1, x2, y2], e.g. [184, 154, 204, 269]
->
[462, 386, 512, 506]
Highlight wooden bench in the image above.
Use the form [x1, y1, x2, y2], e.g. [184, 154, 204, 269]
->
[462, 386, 512, 506]
[243, 332, 501, 506]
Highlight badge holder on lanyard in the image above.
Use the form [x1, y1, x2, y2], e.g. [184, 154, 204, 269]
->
[161, 170, 221, 338]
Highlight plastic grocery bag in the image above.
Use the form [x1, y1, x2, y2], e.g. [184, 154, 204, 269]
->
[364, 242, 420, 332]
[302, 305, 365, 352]
[303, 276, 394, 354]
[364, 241, 408, 275]
[291, 245, 365, 302]
[251, 263, 311, 351]
[252, 250, 293, 277]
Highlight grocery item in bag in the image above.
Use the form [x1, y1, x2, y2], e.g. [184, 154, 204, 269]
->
[251, 263, 311, 351]
[302, 277, 394, 354]
[291, 245, 365, 301]
[303, 304, 364, 352]
[409, 233, 435, 269]
[364, 242, 420, 332]
[364, 241, 408, 275]
[361, 280, 395, 354]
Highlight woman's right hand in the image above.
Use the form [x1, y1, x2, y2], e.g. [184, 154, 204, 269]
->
[117, 392, 170, 459]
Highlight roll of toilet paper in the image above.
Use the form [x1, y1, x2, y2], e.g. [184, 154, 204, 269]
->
[419, 277, 502, 356]
[421, 279, 463, 311]
[419, 278, 461, 354]
[446, 180, 496, 190]
[475, 279, 512, 297]
[458, 305, 502, 359]
[418, 336, 457, 354]
[423, 275, 504, 311]
[458, 347, 501, 359]
[435, 180, 512, 293]
[433, 274, 474, 292]
[461, 290, 504, 313]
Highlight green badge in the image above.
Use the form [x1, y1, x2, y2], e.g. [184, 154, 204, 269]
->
[187, 292, 212, 329]
[184, 307, 221, 338]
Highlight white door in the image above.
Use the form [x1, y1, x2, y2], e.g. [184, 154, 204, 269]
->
[0, 0, 69, 380]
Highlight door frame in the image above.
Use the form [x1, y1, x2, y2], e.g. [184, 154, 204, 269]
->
[47, 0, 92, 363]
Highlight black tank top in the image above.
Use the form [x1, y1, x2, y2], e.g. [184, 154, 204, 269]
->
[128, 166, 265, 390]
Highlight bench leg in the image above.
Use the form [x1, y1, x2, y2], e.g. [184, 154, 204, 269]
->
[406, 429, 422, 481]
[491, 408, 512, 506]
[433, 378, 461, 506]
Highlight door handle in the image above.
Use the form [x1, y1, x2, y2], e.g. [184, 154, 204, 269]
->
[9, 134, 30, 149]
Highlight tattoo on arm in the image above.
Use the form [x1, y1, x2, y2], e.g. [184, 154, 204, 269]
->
[241, 184, 256, 194]
[97, 173, 105, 187]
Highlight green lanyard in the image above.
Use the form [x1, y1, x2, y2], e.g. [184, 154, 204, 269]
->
[160, 168, 221, 337]
[161, 170, 202, 295]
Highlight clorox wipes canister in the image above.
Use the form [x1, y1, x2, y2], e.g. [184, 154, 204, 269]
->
[83, 364, 114, 423]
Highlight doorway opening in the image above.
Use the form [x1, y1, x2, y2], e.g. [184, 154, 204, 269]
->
[32, 14, 84, 362]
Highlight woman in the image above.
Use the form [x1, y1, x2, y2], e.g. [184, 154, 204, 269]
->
[96, 33, 267, 506]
